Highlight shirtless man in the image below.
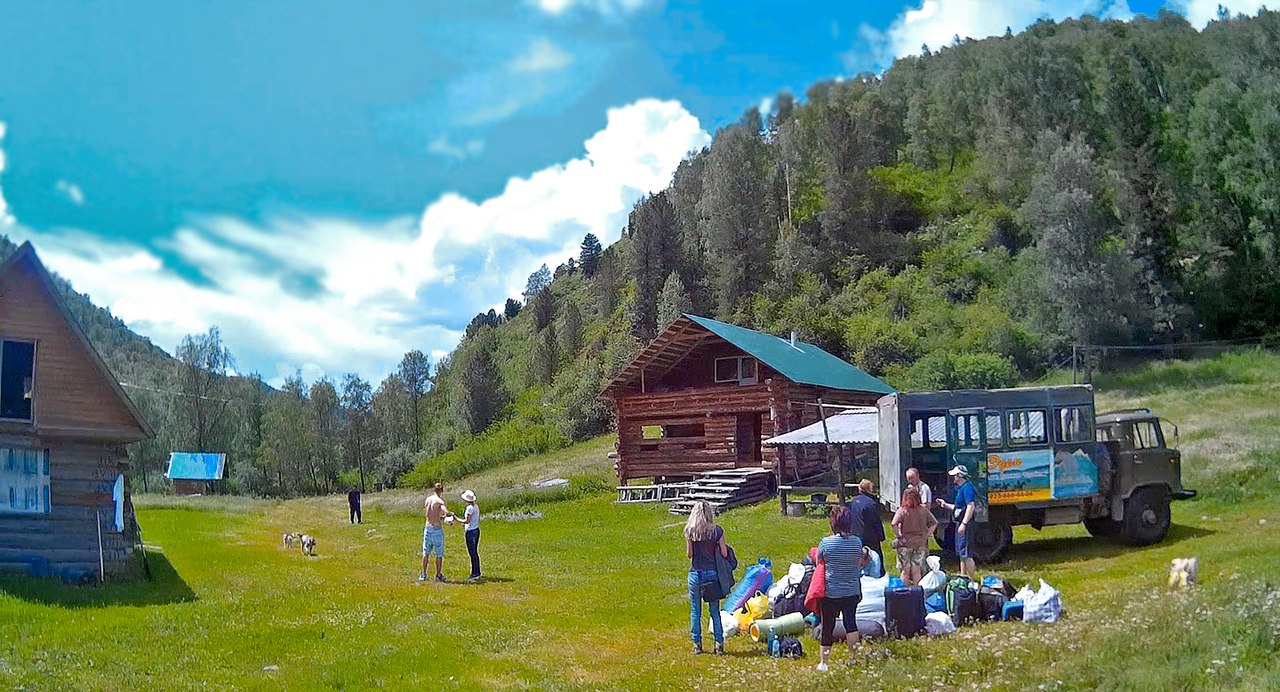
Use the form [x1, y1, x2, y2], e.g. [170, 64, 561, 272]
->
[420, 482, 456, 582]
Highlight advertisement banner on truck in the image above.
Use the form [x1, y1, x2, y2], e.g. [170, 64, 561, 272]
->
[987, 449, 1053, 504]
[1052, 448, 1099, 499]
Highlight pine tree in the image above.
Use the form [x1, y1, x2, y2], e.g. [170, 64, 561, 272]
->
[578, 233, 603, 277]
[657, 273, 692, 327]
[559, 301, 582, 357]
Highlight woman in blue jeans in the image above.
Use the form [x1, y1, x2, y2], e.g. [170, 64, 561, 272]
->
[684, 500, 727, 655]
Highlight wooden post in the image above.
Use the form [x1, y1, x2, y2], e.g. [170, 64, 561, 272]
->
[1072, 344, 1078, 385]
[96, 510, 105, 582]
[818, 398, 844, 504]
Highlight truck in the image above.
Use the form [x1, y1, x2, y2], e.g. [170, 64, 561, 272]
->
[876, 385, 1195, 563]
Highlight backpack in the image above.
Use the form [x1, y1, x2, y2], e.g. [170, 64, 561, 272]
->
[982, 575, 1015, 599]
[778, 637, 804, 658]
[976, 586, 1008, 621]
[943, 577, 971, 613]
[925, 592, 947, 614]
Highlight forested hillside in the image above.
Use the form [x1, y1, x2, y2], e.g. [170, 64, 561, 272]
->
[13, 11, 1280, 498]
[402, 10, 1280, 487]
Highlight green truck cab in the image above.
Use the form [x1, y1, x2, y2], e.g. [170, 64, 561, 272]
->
[877, 386, 1196, 563]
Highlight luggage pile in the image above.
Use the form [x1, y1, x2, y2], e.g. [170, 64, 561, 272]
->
[713, 550, 1064, 658]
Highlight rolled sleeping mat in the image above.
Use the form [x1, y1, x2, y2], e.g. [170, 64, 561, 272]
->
[749, 612, 807, 643]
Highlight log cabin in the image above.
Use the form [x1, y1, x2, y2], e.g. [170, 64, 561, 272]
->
[166, 452, 226, 495]
[0, 243, 152, 580]
[604, 314, 894, 485]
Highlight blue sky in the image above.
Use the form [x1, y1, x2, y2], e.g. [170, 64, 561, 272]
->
[0, 0, 1256, 385]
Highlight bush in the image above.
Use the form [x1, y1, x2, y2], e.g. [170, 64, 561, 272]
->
[399, 419, 570, 488]
[891, 351, 1018, 391]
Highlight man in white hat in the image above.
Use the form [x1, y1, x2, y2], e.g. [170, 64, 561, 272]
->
[460, 489, 482, 583]
[935, 466, 976, 579]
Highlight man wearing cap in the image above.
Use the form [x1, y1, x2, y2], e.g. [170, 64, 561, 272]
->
[936, 466, 976, 579]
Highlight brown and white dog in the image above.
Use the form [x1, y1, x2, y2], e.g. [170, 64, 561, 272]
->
[300, 534, 317, 556]
[1168, 557, 1198, 588]
[282, 532, 301, 549]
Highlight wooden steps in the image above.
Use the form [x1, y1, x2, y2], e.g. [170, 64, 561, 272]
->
[668, 468, 773, 515]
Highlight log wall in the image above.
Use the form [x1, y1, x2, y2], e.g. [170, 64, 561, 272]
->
[0, 437, 133, 579]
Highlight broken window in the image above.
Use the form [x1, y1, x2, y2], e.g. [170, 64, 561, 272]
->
[0, 340, 35, 421]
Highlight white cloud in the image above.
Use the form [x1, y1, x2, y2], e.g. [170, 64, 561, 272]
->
[2, 99, 709, 386]
[427, 135, 486, 161]
[858, 0, 1132, 69]
[509, 37, 574, 74]
[55, 179, 85, 206]
[0, 122, 12, 228]
[531, 0, 654, 17]
[1172, 0, 1269, 28]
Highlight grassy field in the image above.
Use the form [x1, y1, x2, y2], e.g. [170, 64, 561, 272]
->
[3, 351, 1280, 690]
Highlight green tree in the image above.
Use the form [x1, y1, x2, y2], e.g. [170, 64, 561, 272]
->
[340, 373, 373, 492]
[559, 300, 583, 357]
[656, 272, 692, 327]
[175, 326, 235, 455]
[578, 233, 603, 278]
[398, 350, 432, 449]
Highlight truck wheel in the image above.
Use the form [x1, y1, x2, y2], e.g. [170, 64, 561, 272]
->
[1122, 487, 1171, 546]
[969, 522, 1013, 564]
[1084, 516, 1119, 538]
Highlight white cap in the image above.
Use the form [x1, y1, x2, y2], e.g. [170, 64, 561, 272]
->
[461, 489, 476, 502]
[948, 465, 970, 478]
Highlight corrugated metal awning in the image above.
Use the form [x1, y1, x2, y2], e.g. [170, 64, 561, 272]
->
[764, 408, 880, 446]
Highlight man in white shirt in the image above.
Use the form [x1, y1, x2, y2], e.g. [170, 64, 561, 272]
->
[906, 467, 932, 506]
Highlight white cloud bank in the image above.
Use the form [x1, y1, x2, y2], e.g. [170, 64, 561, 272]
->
[1172, 0, 1270, 28]
[858, 0, 1133, 69]
[531, 0, 654, 17]
[1, 99, 708, 386]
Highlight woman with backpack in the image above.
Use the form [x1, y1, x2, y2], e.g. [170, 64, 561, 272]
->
[816, 504, 870, 672]
[891, 486, 938, 586]
[684, 500, 728, 655]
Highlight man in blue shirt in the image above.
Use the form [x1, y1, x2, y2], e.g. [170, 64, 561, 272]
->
[936, 466, 976, 579]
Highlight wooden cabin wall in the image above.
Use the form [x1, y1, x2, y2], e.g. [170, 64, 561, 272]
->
[646, 341, 780, 392]
[0, 263, 146, 439]
[0, 439, 133, 579]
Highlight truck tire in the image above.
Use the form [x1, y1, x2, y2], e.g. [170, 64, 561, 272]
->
[969, 521, 1013, 564]
[1084, 516, 1119, 538]
[1121, 487, 1171, 546]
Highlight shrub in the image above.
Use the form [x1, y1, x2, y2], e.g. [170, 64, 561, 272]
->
[892, 351, 1018, 391]
[399, 419, 570, 488]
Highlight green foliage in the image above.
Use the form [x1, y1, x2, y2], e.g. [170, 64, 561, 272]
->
[889, 351, 1019, 391]
[399, 418, 569, 488]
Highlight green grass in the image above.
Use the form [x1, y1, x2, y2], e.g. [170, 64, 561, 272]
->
[4, 352, 1280, 690]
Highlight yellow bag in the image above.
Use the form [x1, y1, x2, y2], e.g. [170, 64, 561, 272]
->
[736, 591, 770, 629]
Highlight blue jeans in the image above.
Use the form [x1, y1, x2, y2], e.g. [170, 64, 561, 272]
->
[688, 569, 724, 645]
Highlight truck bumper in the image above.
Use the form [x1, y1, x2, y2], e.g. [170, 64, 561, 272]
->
[1171, 489, 1197, 501]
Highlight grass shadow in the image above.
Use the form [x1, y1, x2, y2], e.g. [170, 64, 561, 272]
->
[1007, 523, 1214, 569]
[0, 550, 197, 608]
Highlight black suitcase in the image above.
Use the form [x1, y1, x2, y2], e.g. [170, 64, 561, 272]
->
[885, 585, 927, 638]
[977, 587, 1008, 621]
[951, 587, 981, 625]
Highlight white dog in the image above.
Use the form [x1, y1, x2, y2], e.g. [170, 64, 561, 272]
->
[300, 534, 317, 556]
[282, 532, 298, 549]
[1168, 557, 1198, 588]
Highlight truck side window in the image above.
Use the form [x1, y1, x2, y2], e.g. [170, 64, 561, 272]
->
[911, 415, 946, 449]
[953, 413, 982, 449]
[1056, 406, 1093, 443]
[985, 413, 1003, 447]
[1132, 421, 1162, 449]
[1007, 409, 1046, 446]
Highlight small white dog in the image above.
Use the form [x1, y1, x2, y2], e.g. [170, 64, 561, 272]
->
[1168, 557, 1198, 588]
[300, 534, 317, 556]
[283, 532, 302, 549]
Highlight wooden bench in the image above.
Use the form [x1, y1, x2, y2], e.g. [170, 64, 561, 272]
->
[778, 483, 860, 515]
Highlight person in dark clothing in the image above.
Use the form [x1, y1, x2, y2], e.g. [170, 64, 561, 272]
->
[849, 479, 885, 573]
[347, 489, 362, 524]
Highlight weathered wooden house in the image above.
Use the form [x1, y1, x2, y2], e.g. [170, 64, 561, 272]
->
[0, 243, 152, 579]
[604, 314, 894, 485]
[165, 452, 226, 495]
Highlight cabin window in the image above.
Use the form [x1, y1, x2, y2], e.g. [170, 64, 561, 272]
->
[1131, 420, 1163, 449]
[664, 423, 705, 438]
[1056, 406, 1093, 443]
[1006, 409, 1047, 446]
[985, 413, 1004, 447]
[910, 415, 946, 449]
[0, 448, 50, 515]
[0, 340, 36, 421]
[714, 356, 758, 385]
[641, 425, 663, 440]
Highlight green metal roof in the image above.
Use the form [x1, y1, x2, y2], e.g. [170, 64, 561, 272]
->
[684, 314, 895, 394]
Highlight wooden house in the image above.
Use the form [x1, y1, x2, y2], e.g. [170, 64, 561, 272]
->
[604, 314, 894, 485]
[165, 452, 226, 495]
[0, 243, 152, 580]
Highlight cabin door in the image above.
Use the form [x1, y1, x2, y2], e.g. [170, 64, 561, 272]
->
[735, 413, 762, 467]
[946, 408, 989, 523]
